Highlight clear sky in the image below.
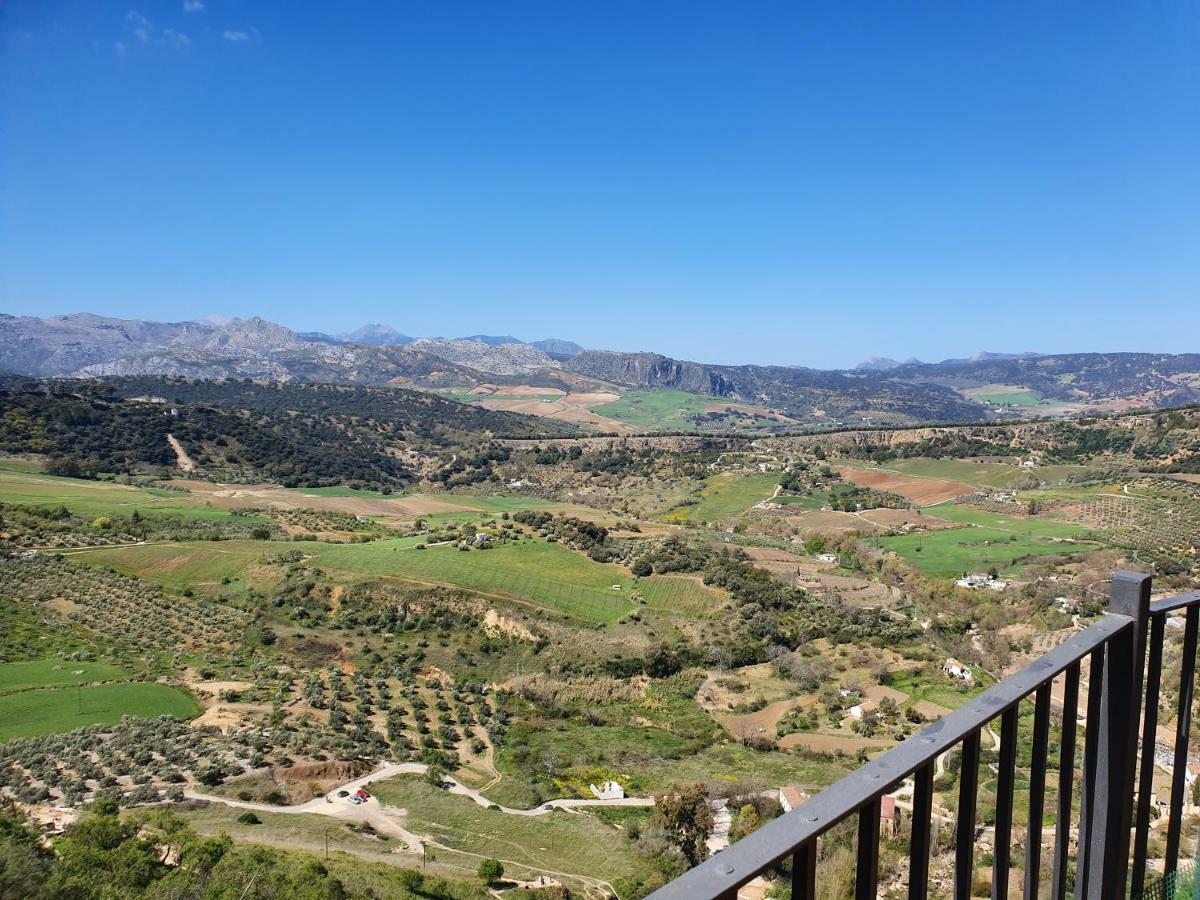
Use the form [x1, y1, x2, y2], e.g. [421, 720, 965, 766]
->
[2, 2, 1197, 368]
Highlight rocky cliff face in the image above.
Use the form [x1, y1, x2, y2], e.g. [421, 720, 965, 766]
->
[565, 350, 732, 395]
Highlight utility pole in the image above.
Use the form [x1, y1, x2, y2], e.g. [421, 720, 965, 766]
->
[324, 828, 329, 860]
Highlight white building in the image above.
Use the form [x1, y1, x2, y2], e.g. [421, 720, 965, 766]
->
[943, 658, 975, 686]
[590, 781, 625, 800]
[779, 786, 808, 813]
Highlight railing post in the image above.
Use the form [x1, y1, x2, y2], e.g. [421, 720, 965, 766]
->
[1081, 571, 1151, 900]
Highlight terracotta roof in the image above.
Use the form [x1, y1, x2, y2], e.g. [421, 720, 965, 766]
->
[780, 786, 808, 809]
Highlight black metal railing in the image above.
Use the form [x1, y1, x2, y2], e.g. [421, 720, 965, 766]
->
[650, 572, 1200, 900]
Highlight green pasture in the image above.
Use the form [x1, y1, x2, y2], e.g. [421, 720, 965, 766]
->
[65, 541, 274, 587]
[282, 485, 396, 499]
[837, 457, 1090, 490]
[0, 681, 198, 742]
[661, 472, 779, 524]
[0, 658, 128, 693]
[0, 468, 239, 521]
[0, 457, 45, 474]
[881, 521, 1099, 576]
[371, 776, 650, 884]
[592, 389, 717, 430]
[71, 535, 720, 625]
[922, 502, 1095, 538]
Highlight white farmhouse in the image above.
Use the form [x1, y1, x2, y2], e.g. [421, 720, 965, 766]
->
[590, 781, 625, 800]
[943, 658, 975, 686]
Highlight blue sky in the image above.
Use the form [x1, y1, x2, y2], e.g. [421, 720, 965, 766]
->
[1, 2, 1197, 368]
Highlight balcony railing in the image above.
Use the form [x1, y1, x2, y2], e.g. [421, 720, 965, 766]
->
[650, 572, 1200, 900]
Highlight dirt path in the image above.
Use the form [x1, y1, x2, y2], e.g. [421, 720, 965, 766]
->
[166, 434, 196, 472]
[188, 760, 646, 897]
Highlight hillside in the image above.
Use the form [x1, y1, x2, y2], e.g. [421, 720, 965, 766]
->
[0, 378, 576, 489]
[3, 312, 1199, 432]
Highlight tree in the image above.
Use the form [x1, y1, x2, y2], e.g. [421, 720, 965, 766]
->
[730, 803, 760, 841]
[650, 784, 714, 867]
[478, 858, 505, 885]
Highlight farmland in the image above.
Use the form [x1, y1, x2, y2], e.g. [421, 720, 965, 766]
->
[660, 471, 779, 524]
[880, 502, 1101, 575]
[0, 681, 197, 742]
[69, 533, 723, 625]
[2, 388, 1198, 900]
[0, 659, 128, 692]
[371, 776, 651, 889]
[0, 465, 241, 521]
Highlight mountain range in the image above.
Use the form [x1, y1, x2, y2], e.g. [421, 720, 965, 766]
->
[2, 312, 1198, 430]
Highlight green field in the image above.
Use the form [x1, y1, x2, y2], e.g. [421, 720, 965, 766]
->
[592, 389, 718, 430]
[881, 503, 1099, 576]
[963, 384, 1044, 407]
[62, 540, 275, 587]
[661, 472, 779, 524]
[0, 682, 198, 742]
[282, 485, 396, 499]
[0, 468, 242, 521]
[0, 659, 128, 693]
[0, 457, 45, 474]
[922, 502, 1094, 537]
[72, 536, 722, 625]
[371, 776, 651, 885]
[838, 457, 1089, 490]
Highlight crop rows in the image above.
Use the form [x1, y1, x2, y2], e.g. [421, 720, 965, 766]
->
[0, 554, 247, 650]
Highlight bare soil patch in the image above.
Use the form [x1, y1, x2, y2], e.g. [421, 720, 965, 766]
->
[857, 508, 961, 530]
[786, 510, 879, 533]
[696, 663, 798, 713]
[715, 695, 816, 741]
[835, 467, 975, 506]
[166, 434, 196, 472]
[777, 732, 894, 754]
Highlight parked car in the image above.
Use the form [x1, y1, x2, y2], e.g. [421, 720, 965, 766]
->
[336, 790, 349, 798]
[542, 803, 554, 811]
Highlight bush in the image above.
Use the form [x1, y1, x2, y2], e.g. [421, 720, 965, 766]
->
[478, 858, 504, 884]
[236, 811, 261, 825]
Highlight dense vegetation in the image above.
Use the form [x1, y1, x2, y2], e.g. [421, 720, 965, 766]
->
[0, 378, 575, 490]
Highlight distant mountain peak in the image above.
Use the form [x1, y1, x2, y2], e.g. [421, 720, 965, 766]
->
[967, 350, 1043, 363]
[855, 356, 921, 371]
[341, 324, 414, 346]
[455, 334, 524, 347]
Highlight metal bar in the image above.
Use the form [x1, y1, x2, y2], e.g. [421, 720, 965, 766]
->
[1081, 570, 1150, 900]
[993, 707, 1018, 900]
[909, 762, 933, 900]
[1074, 644, 1105, 900]
[857, 798, 881, 900]
[1051, 662, 1080, 900]
[1024, 684, 1051, 899]
[1166, 603, 1199, 877]
[954, 731, 981, 900]
[1149, 590, 1200, 615]
[791, 842, 816, 900]
[648, 617, 1129, 900]
[1132, 612, 1166, 898]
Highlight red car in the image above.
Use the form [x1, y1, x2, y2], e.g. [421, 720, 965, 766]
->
[355, 788, 370, 801]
